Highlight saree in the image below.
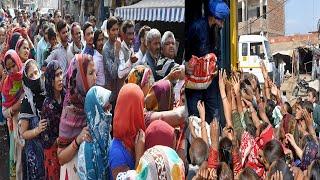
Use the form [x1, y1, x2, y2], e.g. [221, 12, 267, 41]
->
[78, 86, 112, 180]
[20, 59, 46, 180]
[116, 145, 185, 180]
[145, 79, 174, 112]
[41, 60, 65, 179]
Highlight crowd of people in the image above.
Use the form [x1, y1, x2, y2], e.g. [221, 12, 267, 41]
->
[0, 0, 320, 180]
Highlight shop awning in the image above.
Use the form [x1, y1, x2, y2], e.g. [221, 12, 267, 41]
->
[115, 0, 185, 23]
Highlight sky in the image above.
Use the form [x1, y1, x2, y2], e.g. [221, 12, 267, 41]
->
[285, 0, 320, 35]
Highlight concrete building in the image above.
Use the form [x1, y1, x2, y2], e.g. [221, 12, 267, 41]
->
[58, 0, 140, 25]
[238, 0, 285, 37]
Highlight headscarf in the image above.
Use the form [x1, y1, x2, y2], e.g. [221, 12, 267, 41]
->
[145, 79, 173, 112]
[126, 65, 155, 96]
[44, 60, 64, 98]
[19, 59, 46, 119]
[59, 54, 92, 143]
[116, 145, 185, 180]
[208, 0, 230, 20]
[0, 27, 27, 60]
[40, 60, 65, 148]
[9, 32, 22, 50]
[113, 83, 145, 152]
[15, 38, 26, 53]
[300, 139, 319, 170]
[145, 120, 175, 150]
[2, 50, 24, 108]
[78, 86, 112, 180]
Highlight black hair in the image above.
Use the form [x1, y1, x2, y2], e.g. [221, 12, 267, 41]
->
[64, 14, 71, 19]
[89, 15, 96, 23]
[121, 20, 134, 34]
[263, 140, 285, 166]
[246, 123, 257, 138]
[219, 137, 233, 170]
[54, 10, 61, 18]
[56, 20, 67, 33]
[265, 99, 276, 125]
[284, 102, 293, 115]
[268, 159, 293, 180]
[107, 16, 118, 30]
[217, 162, 234, 180]
[47, 27, 56, 40]
[82, 21, 93, 34]
[303, 101, 314, 113]
[93, 29, 103, 49]
[307, 87, 318, 102]
[138, 25, 151, 42]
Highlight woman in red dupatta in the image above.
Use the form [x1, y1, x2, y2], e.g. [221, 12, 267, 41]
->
[2, 49, 24, 178]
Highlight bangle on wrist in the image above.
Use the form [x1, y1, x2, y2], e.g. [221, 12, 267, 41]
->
[72, 139, 79, 150]
[34, 127, 38, 136]
[74, 138, 80, 147]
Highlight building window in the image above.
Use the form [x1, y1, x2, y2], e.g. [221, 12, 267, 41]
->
[256, 7, 260, 18]
[242, 43, 248, 56]
[238, 8, 242, 22]
[250, 42, 263, 56]
[263, 5, 267, 19]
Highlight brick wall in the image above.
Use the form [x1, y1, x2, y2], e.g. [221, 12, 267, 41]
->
[238, 0, 285, 37]
[269, 33, 319, 44]
[267, 0, 285, 37]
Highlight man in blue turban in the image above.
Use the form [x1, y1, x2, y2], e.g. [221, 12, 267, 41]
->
[208, 0, 230, 28]
[185, 0, 230, 124]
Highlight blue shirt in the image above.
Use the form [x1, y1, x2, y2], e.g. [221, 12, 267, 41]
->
[108, 139, 135, 180]
[36, 37, 48, 68]
[185, 17, 212, 61]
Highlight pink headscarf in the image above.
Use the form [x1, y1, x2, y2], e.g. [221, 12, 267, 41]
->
[58, 54, 92, 146]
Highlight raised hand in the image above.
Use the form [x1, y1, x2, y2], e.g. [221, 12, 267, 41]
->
[231, 74, 240, 96]
[210, 118, 219, 149]
[218, 69, 227, 93]
[197, 100, 206, 121]
[135, 129, 145, 156]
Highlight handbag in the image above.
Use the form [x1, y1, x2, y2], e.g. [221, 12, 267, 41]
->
[185, 53, 218, 90]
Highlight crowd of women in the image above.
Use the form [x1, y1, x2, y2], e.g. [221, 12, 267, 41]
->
[0, 5, 320, 180]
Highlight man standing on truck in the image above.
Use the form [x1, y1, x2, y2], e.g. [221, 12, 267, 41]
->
[185, 0, 230, 124]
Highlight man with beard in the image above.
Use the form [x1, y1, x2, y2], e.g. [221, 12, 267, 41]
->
[142, 28, 161, 81]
